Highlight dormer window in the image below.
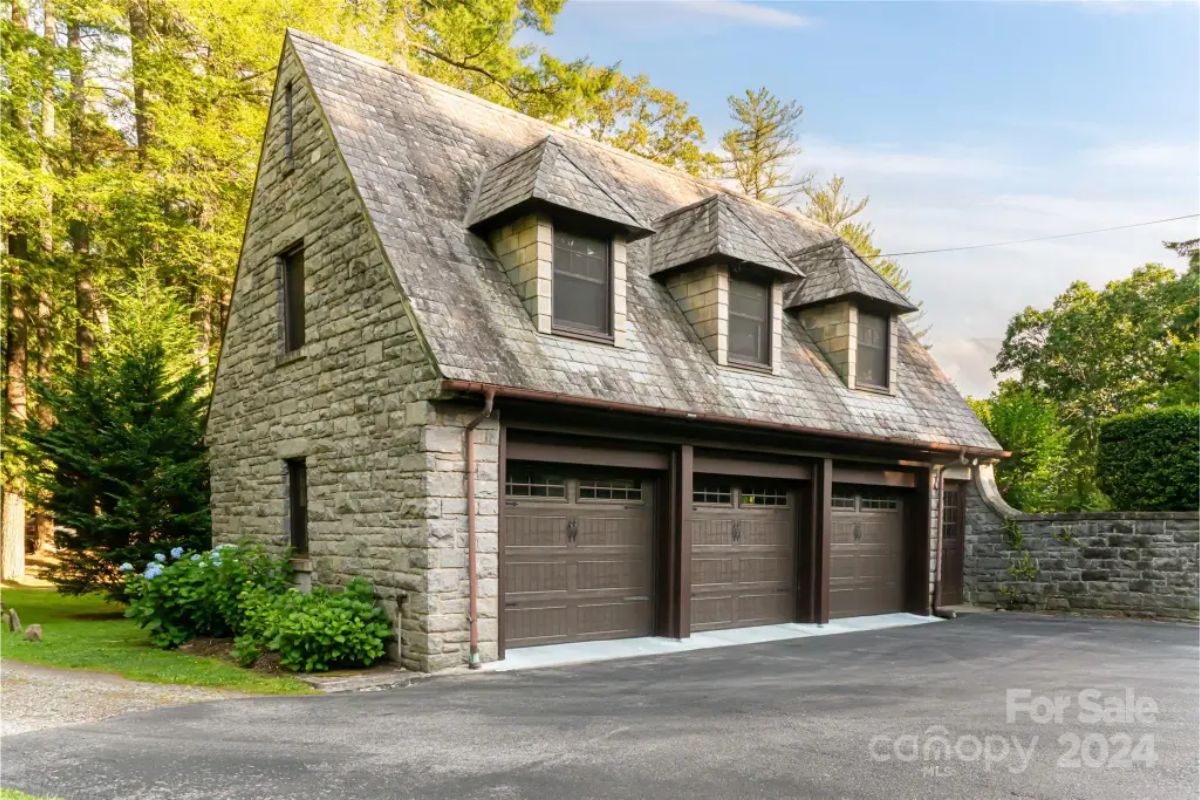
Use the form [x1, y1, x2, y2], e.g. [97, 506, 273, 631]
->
[728, 276, 771, 368]
[855, 310, 889, 389]
[467, 135, 652, 348]
[787, 238, 919, 394]
[552, 225, 611, 338]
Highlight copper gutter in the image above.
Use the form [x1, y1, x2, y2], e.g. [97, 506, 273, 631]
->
[463, 387, 495, 669]
[441, 379, 1009, 460]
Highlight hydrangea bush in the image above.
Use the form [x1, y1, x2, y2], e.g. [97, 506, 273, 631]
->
[125, 544, 292, 647]
[233, 579, 391, 672]
[124, 545, 392, 672]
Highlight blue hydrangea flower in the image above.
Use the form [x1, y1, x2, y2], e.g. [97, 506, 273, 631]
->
[190, 553, 201, 562]
[153, 552, 166, 563]
[143, 562, 164, 580]
[118, 562, 133, 573]
[170, 546, 184, 560]
[210, 557, 222, 568]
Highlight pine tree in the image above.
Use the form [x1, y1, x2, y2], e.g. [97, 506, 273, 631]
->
[18, 277, 210, 597]
[803, 175, 925, 335]
[720, 88, 805, 205]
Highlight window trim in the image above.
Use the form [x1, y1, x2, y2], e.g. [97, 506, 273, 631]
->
[855, 308, 890, 391]
[727, 274, 773, 370]
[286, 458, 308, 555]
[279, 242, 305, 354]
[550, 220, 614, 342]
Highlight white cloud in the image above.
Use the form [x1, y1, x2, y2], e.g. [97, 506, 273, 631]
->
[683, 0, 812, 28]
[576, 0, 813, 29]
[1083, 141, 1199, 169]
[796, 138, 1009, 179]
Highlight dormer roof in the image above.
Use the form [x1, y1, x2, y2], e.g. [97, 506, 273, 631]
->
[648, 194, 802, 280]
[466, 135, 654, 240]
[785, 239, 919, 313]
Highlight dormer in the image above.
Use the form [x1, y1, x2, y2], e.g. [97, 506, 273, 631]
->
[467, 136, 653, 346]
[786, 239, 918, 393]
[650, 194, 803, 373]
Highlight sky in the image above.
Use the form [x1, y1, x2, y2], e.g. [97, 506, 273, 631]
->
[529, 0, 1200, 397]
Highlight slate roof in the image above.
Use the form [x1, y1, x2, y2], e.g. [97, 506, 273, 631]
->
[787, 239, 919, 313]
[649, 194, 802, 279]
[285, 30, 1002, 454]
[466, 135, 654, 239]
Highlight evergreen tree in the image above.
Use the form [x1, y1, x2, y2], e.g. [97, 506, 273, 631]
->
[720, 87, 805, 205]
[18, 278, 210, 597]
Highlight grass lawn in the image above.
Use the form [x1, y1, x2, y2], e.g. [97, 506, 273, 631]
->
[1, 789, 60, 800]
[0, 586, 313, 695]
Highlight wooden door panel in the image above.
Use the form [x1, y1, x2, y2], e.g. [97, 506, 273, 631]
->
[503, 474, 655, 649]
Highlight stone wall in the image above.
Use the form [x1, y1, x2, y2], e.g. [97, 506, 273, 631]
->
[208, 42, 499, 671]
[963, 467, 1199, 620]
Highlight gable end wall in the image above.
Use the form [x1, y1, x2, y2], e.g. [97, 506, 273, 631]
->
[207, 43, 495, 671]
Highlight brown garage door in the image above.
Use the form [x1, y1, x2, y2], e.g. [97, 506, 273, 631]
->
[830, 488, 906, 618]
[691, 478, 797, 632]
[503, 465, 655, 649]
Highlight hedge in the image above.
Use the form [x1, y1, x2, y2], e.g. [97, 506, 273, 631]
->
[1097, 406, 1199, 511]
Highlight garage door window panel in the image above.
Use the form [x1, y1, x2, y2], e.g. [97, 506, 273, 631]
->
[738, 487, 788, 507]
[693, 478, 733, 505]
[506, 468, 567, 499]
[578, 477, 643, 502]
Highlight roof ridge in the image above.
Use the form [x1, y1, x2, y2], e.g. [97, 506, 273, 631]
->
[284, 28, 832, 238]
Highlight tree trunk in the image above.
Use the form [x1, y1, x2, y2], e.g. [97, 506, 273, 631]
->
[2, 0, 31, 581]
[31, 0, 57, 553]
[3, 246, 29, 581]
[67, 22, 98, 369]
[128, 0, 150, 163]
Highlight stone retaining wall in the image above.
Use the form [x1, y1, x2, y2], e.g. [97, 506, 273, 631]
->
[963, 467, 1199, 620]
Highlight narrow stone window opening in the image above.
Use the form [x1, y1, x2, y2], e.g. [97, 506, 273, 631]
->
[280, 243, 305, 352]
[284, 81, 294, 161]
[286, 458, 308, 554]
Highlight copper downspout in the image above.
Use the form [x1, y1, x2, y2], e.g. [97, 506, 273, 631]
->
[464, 387, 496, 669]
[440, 379, 1009, 461]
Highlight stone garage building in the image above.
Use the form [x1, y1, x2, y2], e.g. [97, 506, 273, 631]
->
[207, 30, 1006, 672]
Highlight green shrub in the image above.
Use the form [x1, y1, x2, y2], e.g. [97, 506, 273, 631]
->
[1097, 406, 1200, 511]
[235, 579, 391, 672]
[125, 544, 292, 647]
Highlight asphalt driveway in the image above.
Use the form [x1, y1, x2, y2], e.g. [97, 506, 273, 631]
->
[3, 612, 1197, 800]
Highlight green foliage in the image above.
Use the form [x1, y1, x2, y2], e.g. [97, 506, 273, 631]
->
[1097, 406, 1200, 511]
[969, 386, 1085, 511]
[1007, 550, 1039, 582]
[572, 70, 716, 176]
[720, 87, 805, 205]
[235, 579, 392, 672]
[0, 587, 311, 694]
[18, 279, 211, 597]
[125, 545, 293, 648]
[989, 260, 1199, 509]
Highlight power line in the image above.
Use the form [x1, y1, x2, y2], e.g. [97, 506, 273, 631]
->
[880, 213, 1200, 257]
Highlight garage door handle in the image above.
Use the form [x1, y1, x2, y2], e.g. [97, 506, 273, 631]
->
[853, 523, 863, 542]
[567, 517, 579, 542]
[731, 521, 742, 542]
